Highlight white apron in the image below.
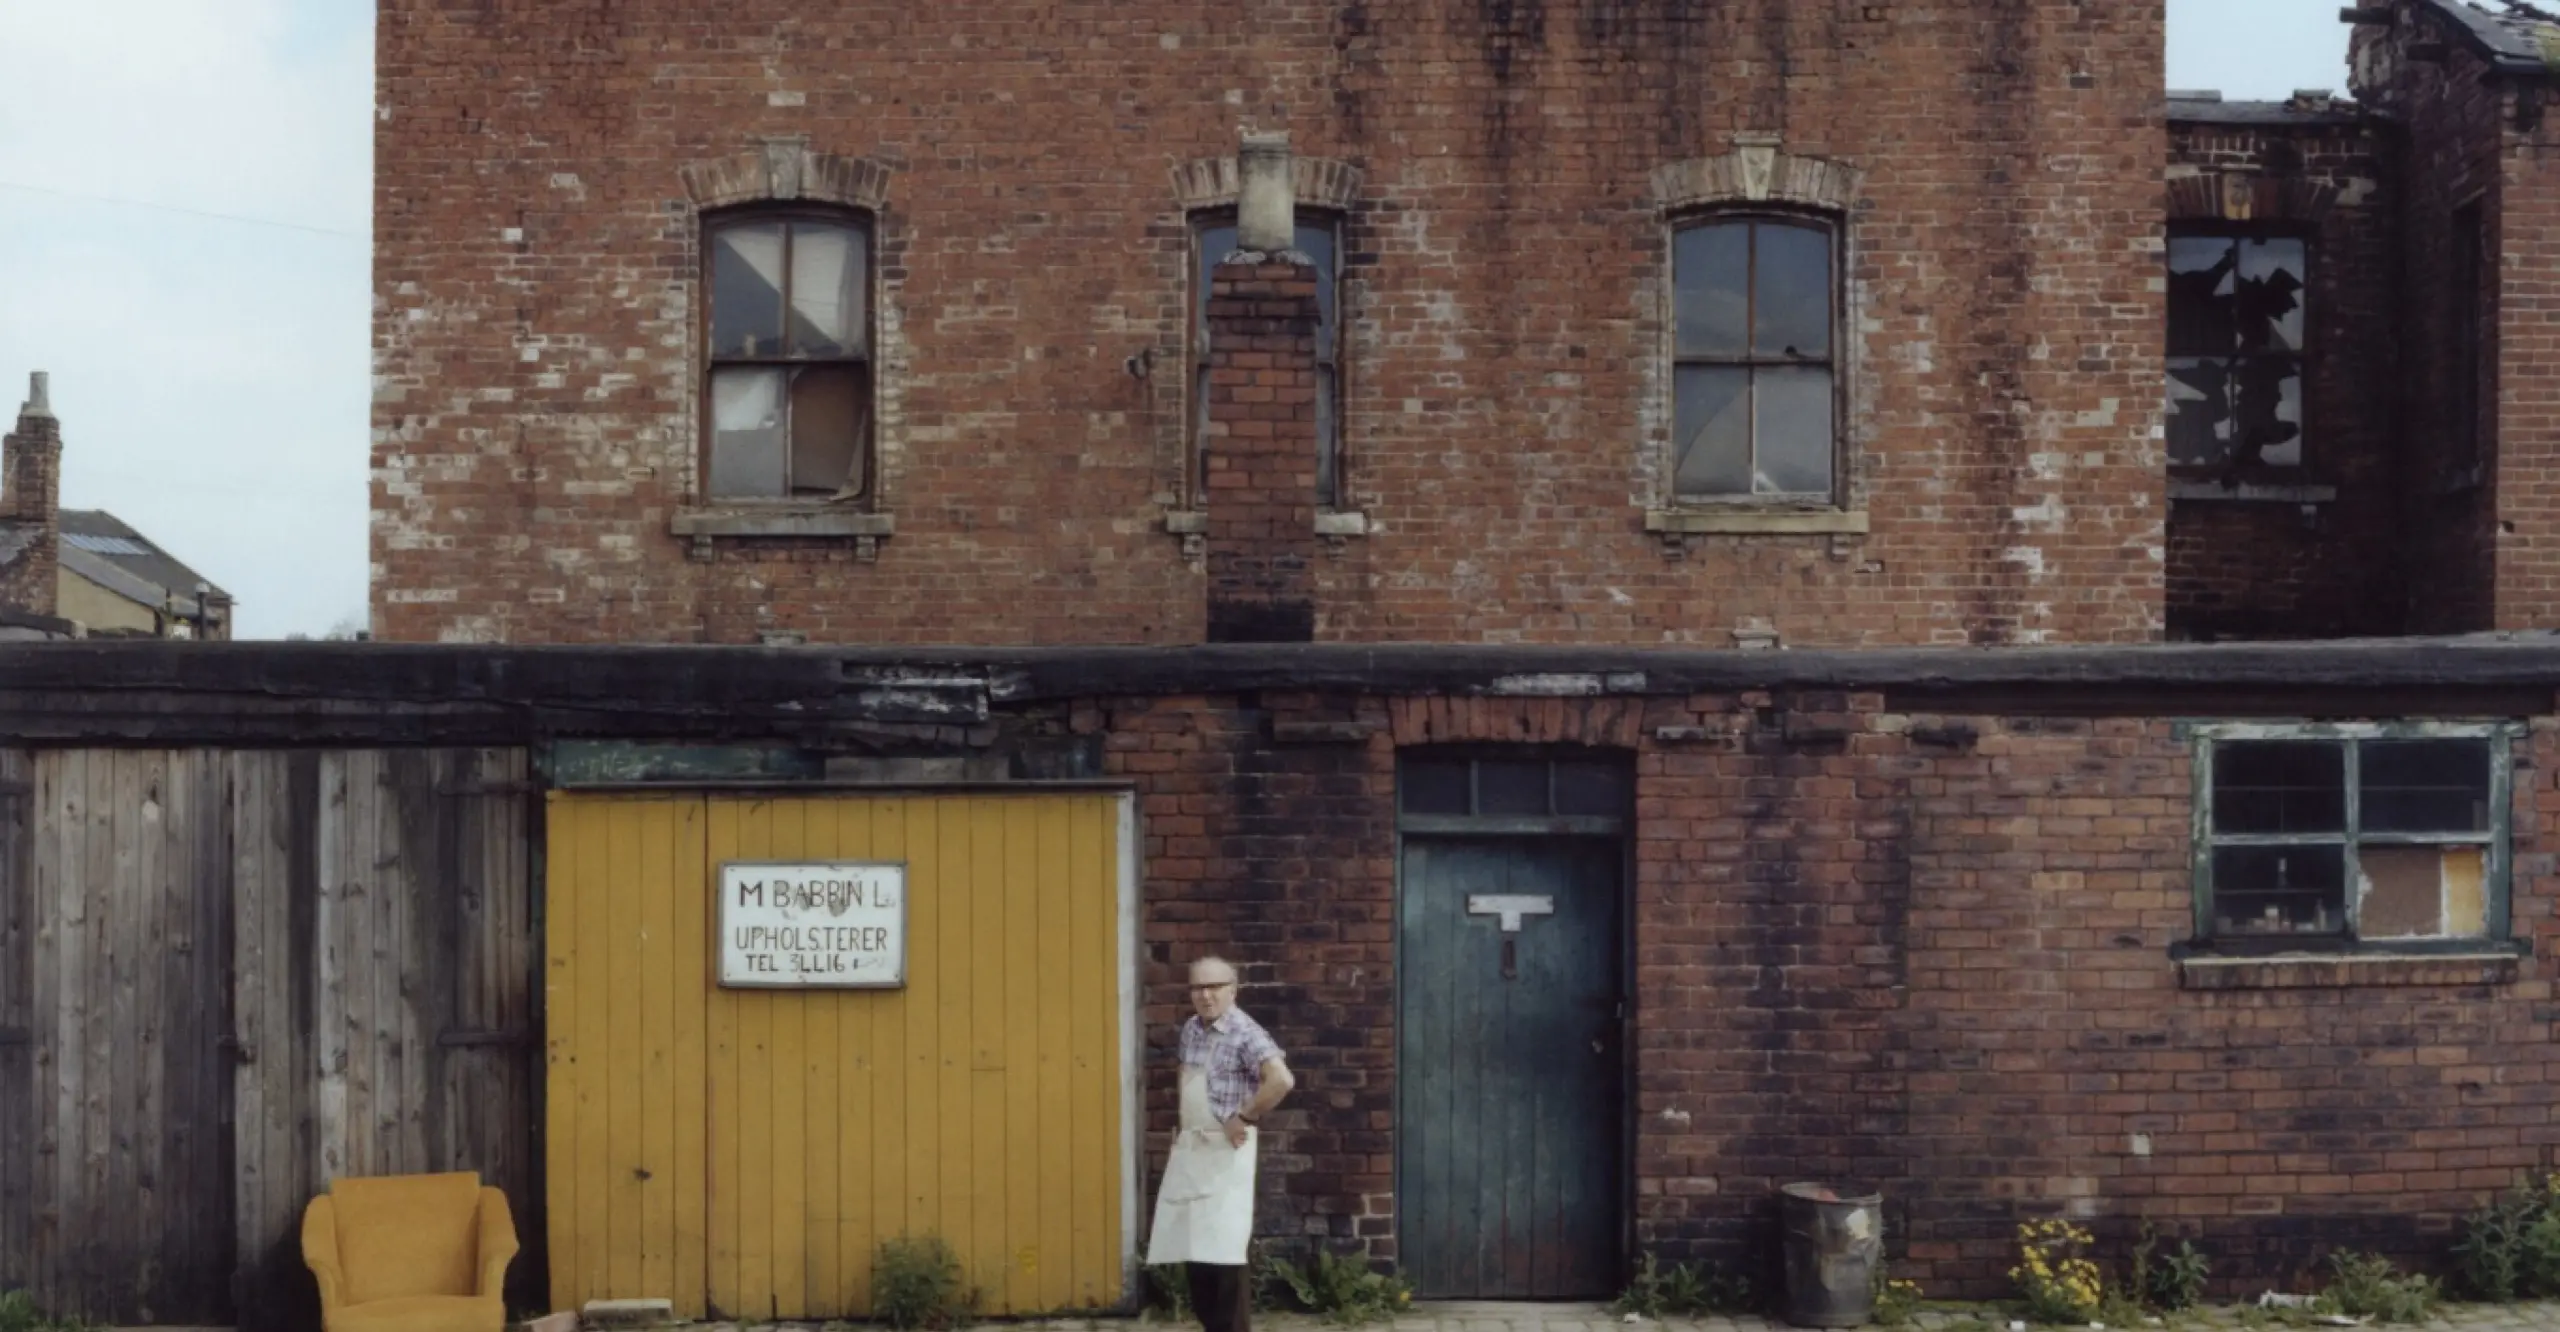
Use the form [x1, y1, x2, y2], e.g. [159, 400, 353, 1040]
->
[1144, 1067, 1257, 1265]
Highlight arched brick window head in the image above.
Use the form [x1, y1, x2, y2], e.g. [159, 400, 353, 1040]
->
[703, 209, 875, 500]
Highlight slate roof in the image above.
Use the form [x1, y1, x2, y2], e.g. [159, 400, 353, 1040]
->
[2167, 95, 2371, 127]
[55, 509, 228, 616]
[2410, 0, 2560, 73]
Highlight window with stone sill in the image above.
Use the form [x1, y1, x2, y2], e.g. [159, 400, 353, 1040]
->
[1190, 210, 1344, 509]
[2167, 230, 2309, 472]
[2191, 724, 2514, 952]
[703, 208, 875, 502]
[1669, 213, 1840, 504]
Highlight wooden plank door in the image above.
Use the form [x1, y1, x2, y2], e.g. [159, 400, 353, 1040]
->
[1398, 834, 1623, 1299]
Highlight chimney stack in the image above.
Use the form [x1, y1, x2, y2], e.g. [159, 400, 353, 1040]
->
[1, 370, 63, 617]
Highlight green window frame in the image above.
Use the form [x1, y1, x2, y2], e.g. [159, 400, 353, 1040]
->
[2190, 722, 2516, 952]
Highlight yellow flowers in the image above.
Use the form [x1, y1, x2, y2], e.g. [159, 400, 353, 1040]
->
[2011, 1220, 2104, 1325]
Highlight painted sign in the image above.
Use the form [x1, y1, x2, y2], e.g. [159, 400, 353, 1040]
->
[718, 861, 908, 988]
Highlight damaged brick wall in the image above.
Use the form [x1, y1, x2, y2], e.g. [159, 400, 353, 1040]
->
[1204, 261, 1322, 644]
[372, 0, 2166, 648]
[2164, 113, 2402, 640]
[0, 386, 61, 619]
[1105, 689, 2557, 1293]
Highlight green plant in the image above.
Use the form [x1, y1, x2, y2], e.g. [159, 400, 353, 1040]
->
[2009, 1220, 2104, 1325]
[2128, 1223, 2212, 1312]
[0, 1291, 91, 1332]
[1610, 1249, 1754, 1318]
[1267, 1247, 1412, 1326]
[1144, 1263, 1194, 1322]
[2313, 1251, 2438, 1325]
[1871, 1268, 1924, 1327]
[871, 1234, 979, 1330]
[2456, 1171, 2560, 1301]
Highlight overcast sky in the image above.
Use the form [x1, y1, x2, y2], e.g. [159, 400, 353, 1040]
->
[0, 0, 2350, 640]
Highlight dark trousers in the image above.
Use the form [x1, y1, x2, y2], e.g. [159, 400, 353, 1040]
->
[1187, 1261, 1252, 1332]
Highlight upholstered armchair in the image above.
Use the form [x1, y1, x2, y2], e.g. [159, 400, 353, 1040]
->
[302, 1172, 517, 1332]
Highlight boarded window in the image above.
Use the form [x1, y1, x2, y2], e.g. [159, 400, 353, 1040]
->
[1192, 214, 1343, 506]
[2167, 234, 2306, 469]
[1671, 216, 1837, 500]
[706, 214, 874, 499]
[2199, 732, 2502, 944]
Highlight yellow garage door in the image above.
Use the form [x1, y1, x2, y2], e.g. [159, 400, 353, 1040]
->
[545, 790, 1133, 1320]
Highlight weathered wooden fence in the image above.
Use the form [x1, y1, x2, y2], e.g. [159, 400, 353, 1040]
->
[0, 747, 541, 1328]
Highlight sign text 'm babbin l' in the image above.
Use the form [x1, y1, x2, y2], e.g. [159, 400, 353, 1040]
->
[718, 861, 908, 988]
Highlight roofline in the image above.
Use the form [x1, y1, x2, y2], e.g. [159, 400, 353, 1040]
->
[2405, 0, 2554, 77]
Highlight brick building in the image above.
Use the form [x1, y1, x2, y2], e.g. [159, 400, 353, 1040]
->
[325, 0, 2560, 1313]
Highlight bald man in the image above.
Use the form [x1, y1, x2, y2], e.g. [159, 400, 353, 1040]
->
[1144, 955, 1296, 1332]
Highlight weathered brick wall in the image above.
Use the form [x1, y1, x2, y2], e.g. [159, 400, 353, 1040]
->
[1115, 690, 2558, 1294]
[1204, 261, 1322, 643]
[372, 0, 2166, 648]
[2164, 115, 2401, 640]
[2353, 4, 2511, 633]
[0, 405, 60, 619]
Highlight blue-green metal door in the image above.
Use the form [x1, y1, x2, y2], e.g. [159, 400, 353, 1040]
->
[1398, 834, 1624, 1298]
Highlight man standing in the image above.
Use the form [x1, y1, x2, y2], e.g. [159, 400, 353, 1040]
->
[1146, 955, 1296, 1332]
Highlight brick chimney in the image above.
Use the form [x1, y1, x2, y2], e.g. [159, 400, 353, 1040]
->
[1204, 133, 1321, 643]
[0, 371, 62, 617]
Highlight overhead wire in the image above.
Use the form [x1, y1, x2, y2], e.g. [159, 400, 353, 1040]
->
[0, 178, 365, 241]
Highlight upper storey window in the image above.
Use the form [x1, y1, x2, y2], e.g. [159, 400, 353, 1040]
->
[2167, 233, 2307, 470]
[1191, 213, 1343, 507]
[1671, 215, 1838, 501]
[704, 211, 874, 500]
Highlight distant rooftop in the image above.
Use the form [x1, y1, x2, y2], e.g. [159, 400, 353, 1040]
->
[2167, 89, 2370, 127]
[2401, 0, 2560, 73]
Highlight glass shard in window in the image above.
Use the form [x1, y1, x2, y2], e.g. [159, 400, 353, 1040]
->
[788, 365, 869, 497]
[2236, 238, 2306, 354]
[711, 223, 787, 358]
[2360, 739, 2491, 834]
[1674, 223, 1750, 358]
[1756, 366, 1834, 495]
[1751, 222, 1832, 361]
[1673, 365, 1751, 496]
[2211, 843, 2346, 936]
[2166, 358, 2232, 466]
[2229, 358, 2303, 468]
[787, 224, 867, 357]
[2166, 236, 2237, 358]
[1401, 759, 1471, 816]
[709, 367, 787, 497]
[2213, 740, 2344, 834]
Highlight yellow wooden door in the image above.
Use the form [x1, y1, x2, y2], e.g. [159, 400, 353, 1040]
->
[546, 790, 1131, 1320]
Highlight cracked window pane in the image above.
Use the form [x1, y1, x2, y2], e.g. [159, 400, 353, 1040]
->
[2167, 236, 2237, 357]
[2236, 238, 2306, 353]
[1673, 365, 1750, 496]
[710, 223, 787, 358]
[2166, 357, 2231, 465]
[1753, 222, 1832, 361]
[1756, 366, 1834, 494]
[2167, 233, 2308, 469]
[788, 364, 869, 498]
[2231, 356, 2302, 467]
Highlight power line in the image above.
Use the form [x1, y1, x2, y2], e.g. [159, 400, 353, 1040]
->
[0, 179, 365, 241]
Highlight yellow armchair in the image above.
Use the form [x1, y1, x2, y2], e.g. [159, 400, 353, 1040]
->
[302, 1171, 518, 1332]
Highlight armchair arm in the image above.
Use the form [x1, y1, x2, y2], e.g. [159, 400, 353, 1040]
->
[301, 1194, 347, 1311]
[476, 1186, 521, 1299]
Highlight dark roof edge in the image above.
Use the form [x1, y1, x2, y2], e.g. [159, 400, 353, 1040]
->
[2166, 100, 2374, 128]
[2409, 0, 2553, 75]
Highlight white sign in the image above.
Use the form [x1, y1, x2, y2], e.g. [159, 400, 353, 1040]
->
[718, 861, 907, 988]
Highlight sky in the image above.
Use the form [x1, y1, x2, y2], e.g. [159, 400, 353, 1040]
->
[0, 0, 2348, 640]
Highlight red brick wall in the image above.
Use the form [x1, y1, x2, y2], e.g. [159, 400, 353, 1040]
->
[2164, 116, 2402, 640]
[371, 0, 2166, 648]
[1204, 261, 1322, 643]
[1112, 691, 2558, 1294]
[0, 407, 60, 619]
[2354, 4, 2516, 632]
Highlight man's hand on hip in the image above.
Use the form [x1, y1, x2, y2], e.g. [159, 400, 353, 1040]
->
[1222, 1113, 1251, 1147]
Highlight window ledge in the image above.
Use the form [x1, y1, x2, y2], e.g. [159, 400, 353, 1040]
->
[1645, 508, 1869, 536]
[2167, 480, 2338, 505]
[1315, 510, 1369, 538]
[2176, 949, 2522, 990]
[672, 507, 894, 561]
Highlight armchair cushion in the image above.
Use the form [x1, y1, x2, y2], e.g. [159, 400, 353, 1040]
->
[323, 1293, 508, 1332]
[331, 1172, 485, 1305]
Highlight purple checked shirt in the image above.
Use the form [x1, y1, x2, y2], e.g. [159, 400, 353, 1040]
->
[1179, 1006, 1285, 1121]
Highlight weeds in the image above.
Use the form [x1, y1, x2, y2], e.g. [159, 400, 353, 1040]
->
[2129, 1223, 2212, 1312]
[1610, 1249, 1755, 1318]
[1266, 1247, 1413, 1326]
[871, 1234, 979, 1330]
[2313, 1251, 2438, 1325]
[1871, 1268, 1924, 1327]
[2010, 1220, 2105, 1325]
[1144, 1264, 1194, 1322]
[0, 1292, 91, 1332]
[2456, 1171, 2560, 1301]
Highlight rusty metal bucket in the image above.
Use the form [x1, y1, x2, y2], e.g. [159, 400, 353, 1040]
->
[1778, 1182, 1884, 1328]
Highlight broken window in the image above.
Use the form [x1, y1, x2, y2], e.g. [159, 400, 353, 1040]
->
[705, 212, 874, 499]
[2197, 728, 2507, 946]
[1671, 215, 1838, 501]
[2167, 233, 2306, 469]
[1191, 213, 1344, 507]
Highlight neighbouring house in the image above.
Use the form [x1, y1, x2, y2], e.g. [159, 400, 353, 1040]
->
[22, 2, 2560, 1330]
[0, 372, 233, 641]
